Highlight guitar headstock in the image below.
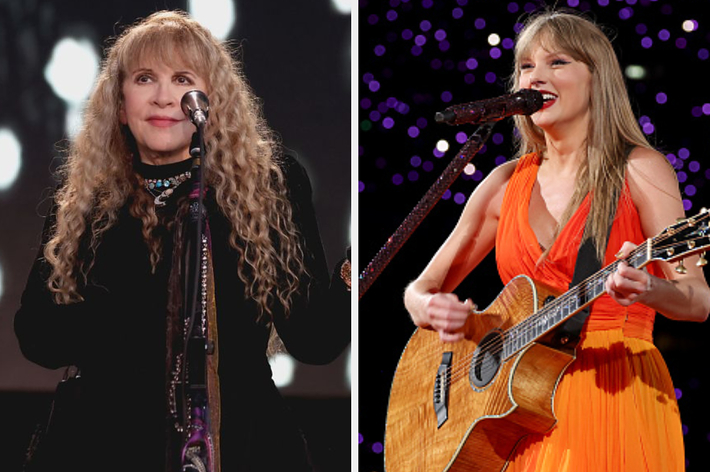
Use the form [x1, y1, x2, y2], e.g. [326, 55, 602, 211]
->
[651, 208, 710, 270]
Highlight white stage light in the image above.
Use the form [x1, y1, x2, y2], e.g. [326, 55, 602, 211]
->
[44, 38, 99, 104]
[0, 128, 22, 191]
[331, 0, 351, 15]
[269, 353, 295, 387]
[188, 0, 237, 40]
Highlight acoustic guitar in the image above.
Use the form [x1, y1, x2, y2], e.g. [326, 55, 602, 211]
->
[385, 210, 710, 472]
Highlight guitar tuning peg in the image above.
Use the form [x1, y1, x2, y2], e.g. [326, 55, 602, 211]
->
[697, 253, 708, 267]
[675, 259, 688, 274]
[701, 207, 709, 214]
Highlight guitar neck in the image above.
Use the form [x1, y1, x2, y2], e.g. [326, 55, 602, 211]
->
[502, 241, 652, 359]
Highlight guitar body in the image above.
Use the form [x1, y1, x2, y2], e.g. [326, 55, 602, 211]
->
[385, 276, 576, 472]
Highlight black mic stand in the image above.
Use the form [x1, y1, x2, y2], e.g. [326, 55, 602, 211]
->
[359, 121, 496, 298]
[177, 121, 215, 472]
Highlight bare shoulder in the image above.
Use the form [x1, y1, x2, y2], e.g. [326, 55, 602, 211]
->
[626, 146, 685, 237]
[475, 159, 518, 198]
[467, 159, 518, 218]
[627, 146, 680, 198]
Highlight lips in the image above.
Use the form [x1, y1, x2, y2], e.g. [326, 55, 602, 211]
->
[539, 91, 558, 110]
[147, 116, 183, 127]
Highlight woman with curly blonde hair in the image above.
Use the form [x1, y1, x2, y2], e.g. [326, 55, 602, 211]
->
[15, 10, 350, 472]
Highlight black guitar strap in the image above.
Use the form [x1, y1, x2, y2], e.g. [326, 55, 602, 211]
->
[558, 185, 628, 341]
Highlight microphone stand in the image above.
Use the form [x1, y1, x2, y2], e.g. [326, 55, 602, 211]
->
[178, 121, 215, 472]
[359, 121, 496, 299]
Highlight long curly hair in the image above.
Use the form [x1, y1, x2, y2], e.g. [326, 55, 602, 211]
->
[509, 11, 653, 260]
[44, 10, 305, 319]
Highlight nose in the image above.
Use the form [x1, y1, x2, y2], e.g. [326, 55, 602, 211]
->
[152, 82, 175, 107]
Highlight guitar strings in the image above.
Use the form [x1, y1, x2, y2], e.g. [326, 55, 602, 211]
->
[446, 230, 701, 385]
[442, 223, 704, 386]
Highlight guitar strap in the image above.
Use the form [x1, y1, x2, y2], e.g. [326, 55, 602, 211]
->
[559, 149, 630, 340]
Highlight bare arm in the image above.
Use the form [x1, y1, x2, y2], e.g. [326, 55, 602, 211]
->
[404, 161, 516, 341]
[605, 147, 710, 322]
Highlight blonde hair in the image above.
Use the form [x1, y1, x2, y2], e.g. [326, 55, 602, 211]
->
[44, 11, 305, 319]
[510, 11, 652, 259]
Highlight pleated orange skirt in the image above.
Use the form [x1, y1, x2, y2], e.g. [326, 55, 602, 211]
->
[506, 328, 684, 472]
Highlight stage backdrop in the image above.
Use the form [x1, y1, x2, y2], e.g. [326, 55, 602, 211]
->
[359, 1, 710, 470]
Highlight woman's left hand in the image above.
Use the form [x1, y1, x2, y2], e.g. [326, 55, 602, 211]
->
[605, 241, 652, 306]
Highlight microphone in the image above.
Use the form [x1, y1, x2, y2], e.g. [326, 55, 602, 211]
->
[435, 89, 544, 125]
[181, 90, 210, 128]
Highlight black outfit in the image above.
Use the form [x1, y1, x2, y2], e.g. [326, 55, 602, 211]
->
[15, 155, 350, 472]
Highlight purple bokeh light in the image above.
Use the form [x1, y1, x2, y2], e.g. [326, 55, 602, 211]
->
[658, 29, 670, 41]
[703, 104, 710, 115]
[676, 38, 687, 49]
[360, 98, 372, 109]
[358, 433, 364, 444]
[392, 174, 404, 186]
[408, 170, 419, 182]
[683, 200, 692, 211]
[619, 7, 633, 20]
[416, 117, 428, 128]
[508, 2, 519, 13]
[441, 91, 453, 103]
[699, 49, 710, 60]
[474, 18, 486, 29]
[466, 58, 479, 70]
[454, 192, 466, 205]
[420, 20, 432, 32]
[372, 442, 384, 454]
[456, 132, 468, 144]
[635, 23, 647, 35]
[490, 47, 502, 59]
[423, 161, 434, 172]
[382, 117, 395, 129]
[407, 126, 419, 138]
[485, 72, 497, 83]
[435, 29, 447, 41]
[369, 80, 380, 92]
[502, 38, 515, 49]
[358, 181, 365, 193]
[641, 36, 653, 48]
[655, 92, 667, 104]
[369, 110, 381, 122]
[678, 171, 688, 183]
[689, 161, 700, 172]
[410, 155, 421, 167]
[452, 8, 464, 19]
[679, 148, 690, 160]
[685, 185, 697, 197]
[402, 29, 413, 40]
[442, 189, 451, 200]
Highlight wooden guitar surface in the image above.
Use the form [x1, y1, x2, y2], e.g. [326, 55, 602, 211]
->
[384, 276, 574, 472]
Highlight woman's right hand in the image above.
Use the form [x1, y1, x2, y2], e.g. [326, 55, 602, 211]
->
[406, 287, 474, 343]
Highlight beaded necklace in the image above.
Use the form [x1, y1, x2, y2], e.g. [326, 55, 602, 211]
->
[143, 171, 192, 207]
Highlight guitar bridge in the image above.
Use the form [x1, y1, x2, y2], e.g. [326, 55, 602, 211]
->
[433, 351, 452, 428]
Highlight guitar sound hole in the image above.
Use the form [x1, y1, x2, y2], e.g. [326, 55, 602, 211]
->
[469, 330, 503, 390]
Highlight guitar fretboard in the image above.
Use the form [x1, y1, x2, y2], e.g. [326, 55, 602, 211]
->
[501, 244, 650, 359]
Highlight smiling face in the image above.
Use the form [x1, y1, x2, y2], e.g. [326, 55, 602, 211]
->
[517, 41, 593, 137]
[120, 61, 208, 165]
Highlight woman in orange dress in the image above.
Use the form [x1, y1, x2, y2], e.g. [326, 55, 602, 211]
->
[403, 11, 710, 471]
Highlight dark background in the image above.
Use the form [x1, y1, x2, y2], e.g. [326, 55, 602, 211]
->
[359, 0, 710, 470]
[0, 0, 351, 470]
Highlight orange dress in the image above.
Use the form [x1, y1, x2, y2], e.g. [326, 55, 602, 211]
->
[495, 153, 684, 471]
